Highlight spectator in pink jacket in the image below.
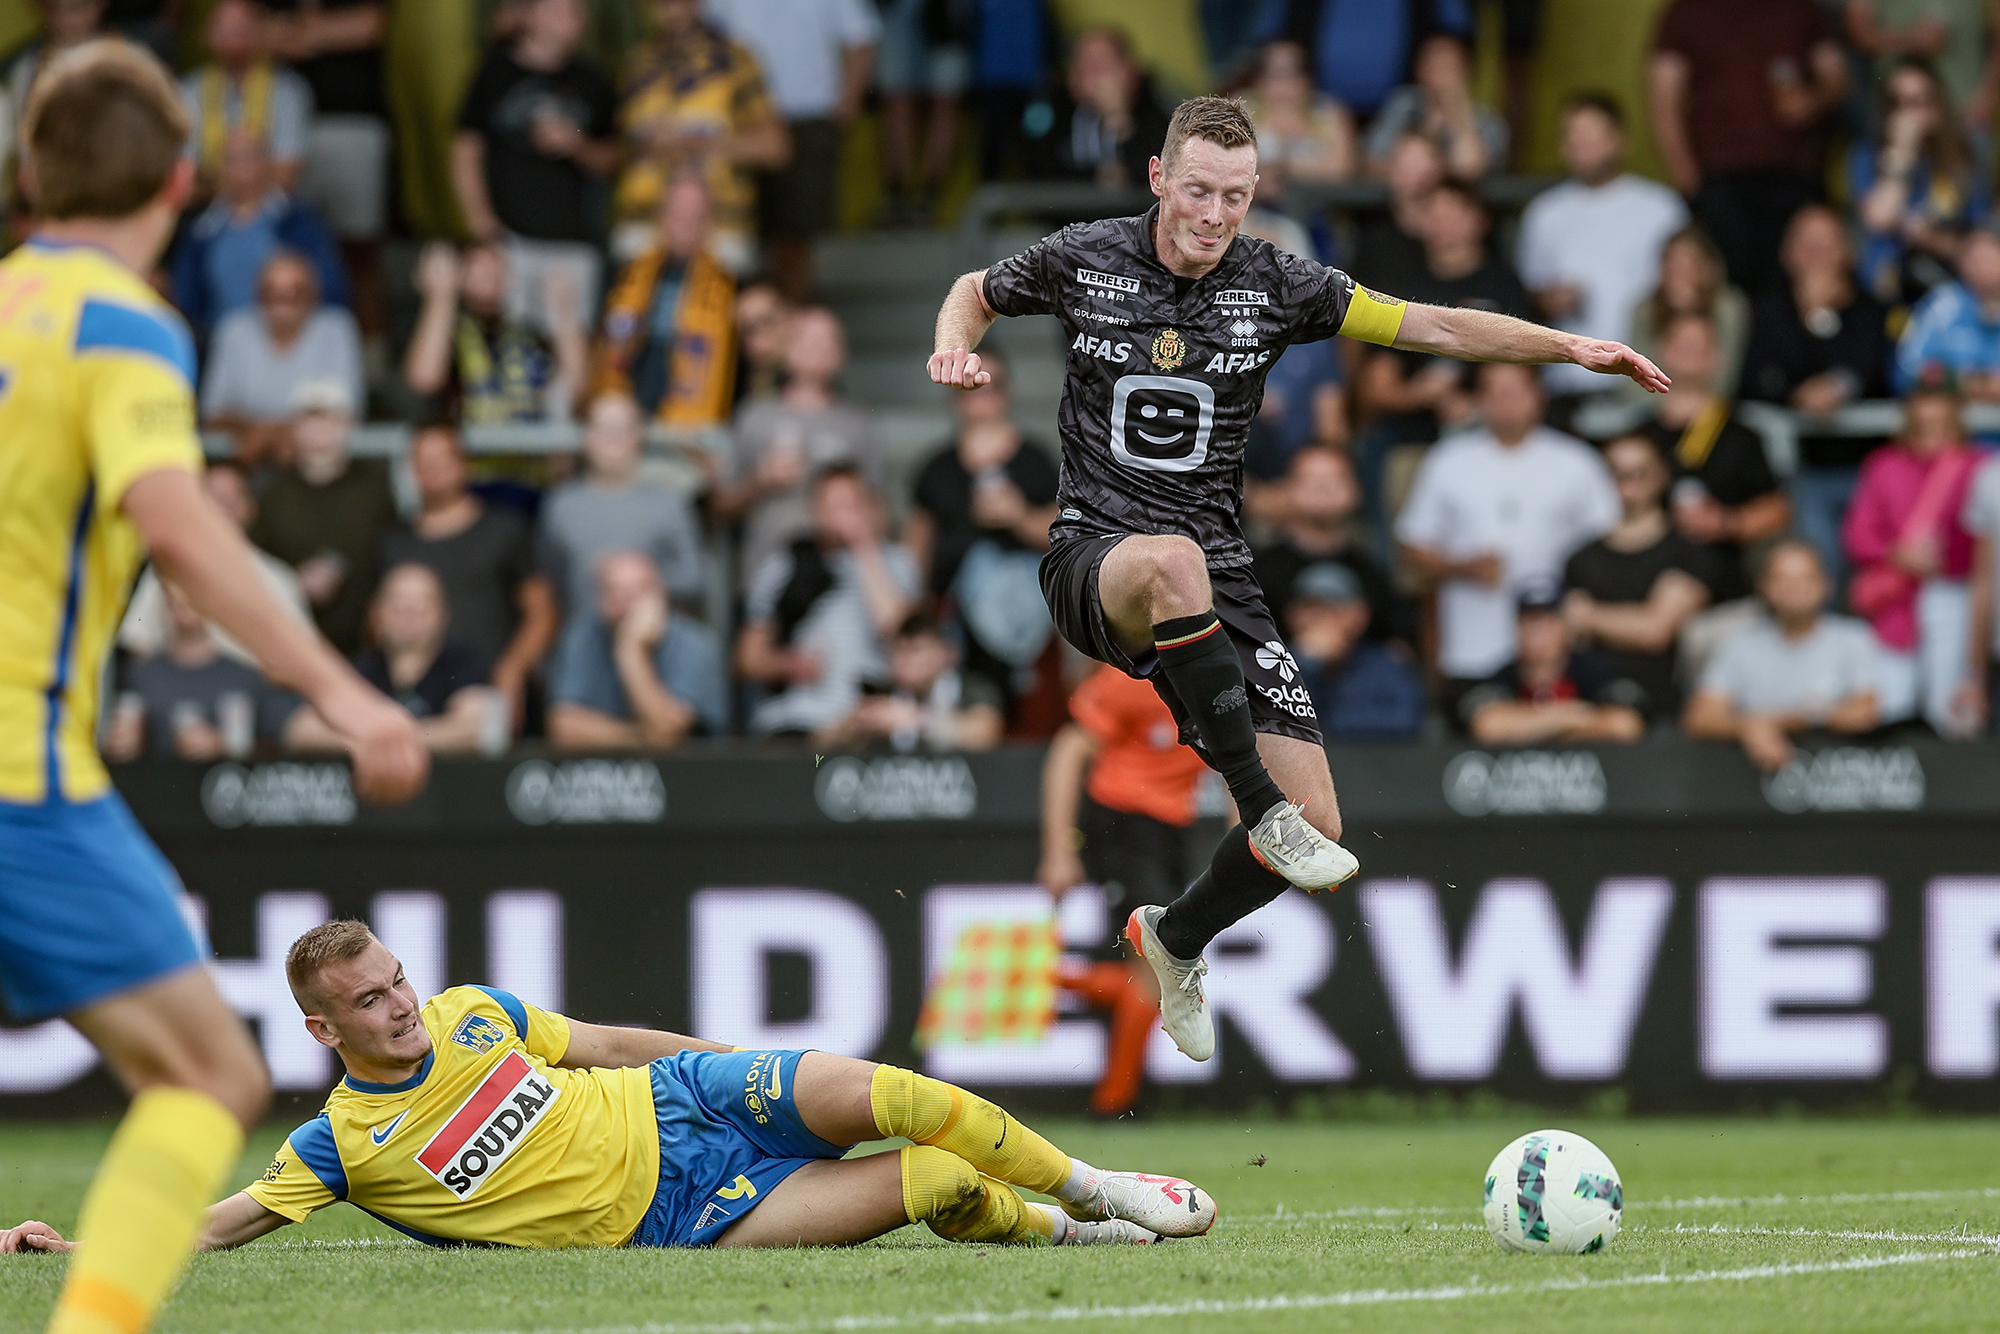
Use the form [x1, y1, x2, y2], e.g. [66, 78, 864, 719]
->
[1841, 368, 1984, 734]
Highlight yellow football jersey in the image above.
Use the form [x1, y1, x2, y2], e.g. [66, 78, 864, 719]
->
[0, 240, 205, 804]
[246, 987, 660, 1249]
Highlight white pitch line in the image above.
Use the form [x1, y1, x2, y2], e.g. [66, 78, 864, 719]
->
[1223, 1185, 2000, 1225]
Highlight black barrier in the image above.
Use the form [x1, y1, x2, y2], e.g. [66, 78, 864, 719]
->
[3, 741, 1999, 1114]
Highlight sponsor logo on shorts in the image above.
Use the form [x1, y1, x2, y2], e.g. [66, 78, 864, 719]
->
[1254, 641, 1301, 682]
[1211, 684, 1248, 713]
[1078, 268, 1140, 295]
[742, 1051, 785, 1125]
[414, 1051, 560, 1199]
[448, 1013, 509, 1054]
[1255, 680, 1319, 720]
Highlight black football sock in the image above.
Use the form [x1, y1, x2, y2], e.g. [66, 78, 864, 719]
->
[1154, 823, 1289, 960]
[1152, 612, 1288, 823]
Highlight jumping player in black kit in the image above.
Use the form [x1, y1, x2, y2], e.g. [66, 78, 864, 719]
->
[927, 97, 1669, 1062]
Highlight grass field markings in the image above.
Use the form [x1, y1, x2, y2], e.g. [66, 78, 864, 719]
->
[1223, 1185, 2000, 1225]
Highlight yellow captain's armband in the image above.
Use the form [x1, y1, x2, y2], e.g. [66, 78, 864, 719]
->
[1338, 285, 1407, 346]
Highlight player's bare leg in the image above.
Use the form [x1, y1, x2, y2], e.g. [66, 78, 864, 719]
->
[71, 968, 270, 1129]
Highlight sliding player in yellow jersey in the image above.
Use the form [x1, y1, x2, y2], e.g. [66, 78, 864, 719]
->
[3, 923, 1217, 1254]
[0, 43, 426, 1334]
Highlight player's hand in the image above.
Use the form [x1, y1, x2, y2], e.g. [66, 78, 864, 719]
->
[0, 1220, 73, 1254]
[929, 349, 991, 390]
[1571, 339, 1670, 394]
[313, 681, 430, 805]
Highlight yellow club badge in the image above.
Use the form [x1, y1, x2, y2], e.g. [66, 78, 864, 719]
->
[1150, 327, 1190, 371]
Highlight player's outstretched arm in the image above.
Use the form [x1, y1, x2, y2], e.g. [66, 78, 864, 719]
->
[122, 469, 429, 805]
[1, 1193, 286, 1256]
[556, 1019, 734, 1070]
[927, 269, 997, 389]
[1391, 303, 1671, 393]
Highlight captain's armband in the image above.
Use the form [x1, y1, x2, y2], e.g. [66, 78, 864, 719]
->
[1338, 286, 1408, 347]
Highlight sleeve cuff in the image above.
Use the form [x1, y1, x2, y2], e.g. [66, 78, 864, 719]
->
[1339, 286, 1408, 347]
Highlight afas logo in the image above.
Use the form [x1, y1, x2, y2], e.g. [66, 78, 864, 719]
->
[415, 1051, 560, 1198]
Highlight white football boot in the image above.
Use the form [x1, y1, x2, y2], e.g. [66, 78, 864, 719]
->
[1045, 1209, 1169, 1246]
[1245, 801, 1359, 892]
[1126, 904, 1213, 1061]
[1062, 1169, 1218, 1238]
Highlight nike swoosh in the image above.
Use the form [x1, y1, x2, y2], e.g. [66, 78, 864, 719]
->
[370, 1111, 409, 1146]
[763, 1061, 782, 1101]
[993, 1115, 1009, 1153]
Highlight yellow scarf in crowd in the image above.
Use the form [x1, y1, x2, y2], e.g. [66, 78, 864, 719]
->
[197, 62, 274, 171]
[595, 244, 737, 428]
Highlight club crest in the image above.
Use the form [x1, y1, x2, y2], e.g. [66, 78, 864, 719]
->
[450, 1013, 510, 1054]
[1150, 328, 1190, 371]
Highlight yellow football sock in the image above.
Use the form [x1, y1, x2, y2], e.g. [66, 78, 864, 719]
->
[871, 1066, 1070, 1195]
[46, 1087, 242, 1334]
[898, 1145, 1054, 1244]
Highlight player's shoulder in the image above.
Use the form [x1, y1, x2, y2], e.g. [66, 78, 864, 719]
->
[9, 243, 195, 384]
[1030, 213, 1148, 265]
[428, 984, 535, 1052]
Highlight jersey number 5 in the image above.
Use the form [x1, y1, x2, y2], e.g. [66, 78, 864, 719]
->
[1108, 375, 1214, 473]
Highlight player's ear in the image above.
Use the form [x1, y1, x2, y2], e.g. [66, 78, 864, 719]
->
[302, 1014, 341, 1050]
[1149, 155, 1164, 197]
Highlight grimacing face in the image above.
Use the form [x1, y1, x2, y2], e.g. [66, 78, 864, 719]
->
[303, 940, 431, 1070]
[1150, 136, 1258, 272]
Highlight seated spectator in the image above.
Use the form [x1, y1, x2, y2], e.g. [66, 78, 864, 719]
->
[1348, 132, 1444, 295]
[119, 462, 311, 666]
[1684, 540, 1882, 771]
[1397, 363, 1619, 698]
[1896, 224, 2000, 398]
[1245, 337, 1347, 485]
[1021, 25, 1170, 189]
[170, 129, 346, 339]
[1842, 371, 1981, 733]
[105, 580, 292, 763]
[181, 0, 313, 195]
[5, 0, 107, 138]
[732, 279, 791, 406]
[1243, 40, 1356, 198]
[1626, 226, 1750, 401]
[1960, 449, 2000, 733]
[288, 564, 495, 755]
[247, 379, 397, 654]
[201, 251, 365, 466]
[453, 0, 620, 345]
[1252, 446, 1404, 645]
[736, 464, 917, 737]
[548, 550, 728, 748]
[265, 0, 392, 244]
[594, 177, 738, 428]
[404, 241, 583, 423]
[382, 424, 557, 720]
[1284, 562, 1425, 741]
[611, 0, 787, 271]
[1561, 434, 1717, 722]
[1853, 57, 1987, 307]
[1846, 1, 2000, 121]
[104, 0, 177, 63]
[539, 391, 707, 618]
[1276, 0, 1474, 123]
[1462, 584, 1647, 746]
[717, 306, 878, 594]
[817, 613, 1005, 751]
[1639, 313, 1792, 603]
[1515, 93, 1687, 407]
[1362, 32, 1507, 181]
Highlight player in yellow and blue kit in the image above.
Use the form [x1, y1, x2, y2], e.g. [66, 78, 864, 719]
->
[5, 922, 1221, 1257]
[0, 42, 426, 1334]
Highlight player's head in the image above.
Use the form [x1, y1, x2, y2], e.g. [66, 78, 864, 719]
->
[20, 39, 192, 224]
[286, 921, 433, 1069]
[1151, 95, 1259, 271]
[1559, 92, 1625, 185]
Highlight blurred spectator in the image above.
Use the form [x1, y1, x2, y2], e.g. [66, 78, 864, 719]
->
[539, 391, 707, 616]
[1243, 40, 1356, 197]
[612, 0, 788, 271]
[1649, 0, 1846, 295]
[5, 0, 107, 125]
[1894, 225, 2000, 396]
[1252, 446, 1403, 644]
[182, 0, 313, 194]
[704, 0, 880, 300]
[1852, 57, 1987, 306]
[736, 464, 917, 736]
[1461, 584, 1647, 745]
[1516, 93, 1687, 405]
[970, 0, 1051, 180]
[1402, 181, 1532, 318]
[1562, 434, 1718, 722]
[404, 241, 583, 424]
[548, 550, 728, 748]
[265, 0, 391, 242]
[247, 378, 397, 654]
[876, 0, 971, 221]
[903, 350, 1058, 698]
[1684, 540, 1882, 771]
[1397, 364, 1619, 693]
[1362, 32, 1507, 181]
[119, 463, 311, 667]
[717, 306, 878, 595]
[1284, 562, 1425, 741]
[1959, 449, 2000, 732]
[594, 176, 738, 427]
[732, 279, 791, 405]
[817, 612, 1005, 750]
[288, 564, 495, 755]
[1846, 0, 2000, 120]
[105, 580, 292, 764]
[1627, 226, 1751, 401]
[382, 424, 557, 720]
[1640, 313, 1791, 603]
[1275, 0, 1473, 121]
[202, 251, 365, 466]
[1347, 132, 1443, 295]
[1246, 337, 1347, 487]
[454, 0, 620, 339]
[1842, 373, 1981, 732]
[103, 0, 178, 62]
[170, 130, 346, 339]
[1022, 26, 1171, 189]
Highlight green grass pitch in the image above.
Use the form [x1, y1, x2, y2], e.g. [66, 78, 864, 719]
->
[2, 1114, 1997, 1333]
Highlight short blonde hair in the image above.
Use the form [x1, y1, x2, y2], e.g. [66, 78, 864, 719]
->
[1161, 95, 1257, 172]
[22, 41, 189, 220]
[285, 920, 379, 1010]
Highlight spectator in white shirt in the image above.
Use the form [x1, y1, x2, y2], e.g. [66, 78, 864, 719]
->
[201, 250, 365, 466]
[1957, 451, 2000, 733]
[1396, 363, 1620, 697]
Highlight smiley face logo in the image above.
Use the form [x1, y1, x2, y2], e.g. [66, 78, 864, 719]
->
[1109, 375, 1215, 473]
[1150, 328, 1189, 371]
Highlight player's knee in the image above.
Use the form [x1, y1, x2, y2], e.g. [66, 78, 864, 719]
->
[1137, 538, 1208, 610]
[902, 1146, 987, 1236]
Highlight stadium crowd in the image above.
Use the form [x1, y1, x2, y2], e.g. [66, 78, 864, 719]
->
[13, 0, 1995, 773]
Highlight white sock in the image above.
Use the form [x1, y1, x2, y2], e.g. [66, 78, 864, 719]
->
[1034, 1202, 1074, 1244]
[1056, 1157, 1103, 1207]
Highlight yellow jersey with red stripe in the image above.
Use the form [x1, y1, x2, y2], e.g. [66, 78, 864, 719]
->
[245, 986, 660, 1249]
[0, 239, 204, 804]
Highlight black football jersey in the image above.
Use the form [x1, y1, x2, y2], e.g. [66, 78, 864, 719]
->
[982, 204, 1363, 568]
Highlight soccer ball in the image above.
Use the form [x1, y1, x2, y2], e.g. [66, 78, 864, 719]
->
[1482, 1129, 1622, 1254]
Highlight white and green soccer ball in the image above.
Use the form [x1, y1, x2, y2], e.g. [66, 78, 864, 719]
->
[1482, 1129, 1622, 1254]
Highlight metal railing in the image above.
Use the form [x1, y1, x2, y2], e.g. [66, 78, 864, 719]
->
[1572, 398, 2000, 478]
[200, 421, 729, 460]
